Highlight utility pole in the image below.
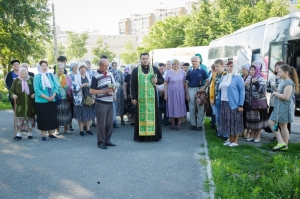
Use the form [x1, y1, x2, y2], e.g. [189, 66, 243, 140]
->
[52, 3, 58, 65]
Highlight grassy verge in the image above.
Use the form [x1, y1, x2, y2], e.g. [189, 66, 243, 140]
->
[0, 72, 11, 110]
[204, 118, 300, 199]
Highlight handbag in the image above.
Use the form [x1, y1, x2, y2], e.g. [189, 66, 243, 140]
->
[55, 93, 62, 105]
[83, 95, 93, 106]
[249, 79, 268, 110]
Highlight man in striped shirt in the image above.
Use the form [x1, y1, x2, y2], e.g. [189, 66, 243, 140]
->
[90, 59, 116, 149]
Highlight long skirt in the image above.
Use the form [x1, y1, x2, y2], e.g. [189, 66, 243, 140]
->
[219, 101, 243, 136]
[36, 102, 58, 131]
[74, 103, 95, 122]
[57, 99, 72, 126]
[246, 109, 268, 130]
[16, 117, 35, 131]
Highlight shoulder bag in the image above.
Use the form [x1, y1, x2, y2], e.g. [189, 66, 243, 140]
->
[250, 79, 268, 110]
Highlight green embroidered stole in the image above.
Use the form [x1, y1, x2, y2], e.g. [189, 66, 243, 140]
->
[138, 66, 156, 136]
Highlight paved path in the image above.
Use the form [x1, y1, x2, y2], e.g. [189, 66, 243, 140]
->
[0, 110, 210, 199]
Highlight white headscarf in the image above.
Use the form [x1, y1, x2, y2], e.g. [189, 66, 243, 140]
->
[74, 62, 91, 87]
[219, 61, 239, 88]
[37, 64, 52, 90]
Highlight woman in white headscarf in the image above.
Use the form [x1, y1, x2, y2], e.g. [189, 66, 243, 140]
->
[33, 60, 59, 141]
[10, 67, 35, 141]
[218, 60, 245, 147]
[72, 62, 95, 136]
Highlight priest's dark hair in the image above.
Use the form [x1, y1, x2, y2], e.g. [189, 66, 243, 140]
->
[100, 55, 108, 59]
[57, 56, 67, 62]
[140, 52, 149, 58]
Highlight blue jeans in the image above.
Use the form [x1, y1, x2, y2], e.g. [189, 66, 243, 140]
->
[212, 99, 221, 136]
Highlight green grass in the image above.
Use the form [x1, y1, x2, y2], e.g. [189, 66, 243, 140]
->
[0, 72, 11, 110]
[204, 118, 300, 199]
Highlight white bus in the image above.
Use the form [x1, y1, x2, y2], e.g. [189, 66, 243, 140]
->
[207, 12, 300, 110]
[150, 46, 209, 65]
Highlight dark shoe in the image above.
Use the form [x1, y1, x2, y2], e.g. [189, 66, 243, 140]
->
[190, 126, 196, 130]
[98, 143, 108, 149]
[170, 123, 175, 130]
[106, 141, 116, 146]
[131, 123, 135, 126]
[69, 126, 74, 131]
[196, 126, 203, 131]
[42, 137, 47, 141]
[13, 136, 22, 141]
[48, 135, 57, 139]
[222, 136, 229, 141]
[86, 131, 93, 135]
[28, 136, 33, 139]
[121, 120, 125, 125]
[91, 124, 97, 127]
[113, 122, 119, 128]
[80, 131, 85, 136]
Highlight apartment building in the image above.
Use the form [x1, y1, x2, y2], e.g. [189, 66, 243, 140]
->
[119, 1, 198, 44]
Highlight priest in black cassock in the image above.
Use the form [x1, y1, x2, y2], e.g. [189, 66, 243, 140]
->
[131, 52, 164, 142]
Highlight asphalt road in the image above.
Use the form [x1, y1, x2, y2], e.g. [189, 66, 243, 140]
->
[0, 110, 209, 199]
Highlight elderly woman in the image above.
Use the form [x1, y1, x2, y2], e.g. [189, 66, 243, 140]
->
[72, 62, 95, 136]
[10, 68, 35, 140]
[219, 61, 245, 147]
[123, 64, 136, 125]
[110, 62, 125, 126]
[244, 64, 268, 143]
[34, 61, 59, 141]
[164, 59, 186, 130]
[241, 64, 251, 138]
[21, 63, 34, 77]
[67, 62, 78, 131]
[55, 63, 73, 134]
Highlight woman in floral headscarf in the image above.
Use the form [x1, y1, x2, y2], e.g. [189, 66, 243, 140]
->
[10, 68, 36, 141]
[72, 62, 95, 136]
[244, 64, 268, 143]
[55, 63, 73, 134]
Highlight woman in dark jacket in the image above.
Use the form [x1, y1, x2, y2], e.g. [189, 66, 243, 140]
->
[10, 68, 35, 140]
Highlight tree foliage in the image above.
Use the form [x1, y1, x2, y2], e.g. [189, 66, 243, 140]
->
[0, 0, 51, 75]
[141, 15, 191, 52]
[46, 42, 66, 66]
[139, 0, 290, 50]
[66, 31, 88, 60]
[92, 36, 116, 64]
[120, 40, 138, 64]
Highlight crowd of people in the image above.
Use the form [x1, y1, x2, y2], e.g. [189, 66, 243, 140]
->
[5, 53, 300, 151]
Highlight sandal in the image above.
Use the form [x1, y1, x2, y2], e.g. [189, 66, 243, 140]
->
[121, 120, 125, 125]
[272, 143, 286, 151]
[170, 123, 175, 130]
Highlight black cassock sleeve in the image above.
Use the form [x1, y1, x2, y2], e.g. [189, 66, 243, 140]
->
[130, 67, 139, 100]
[153, 67, 164, 85]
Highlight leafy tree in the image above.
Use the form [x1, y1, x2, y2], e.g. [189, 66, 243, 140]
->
[66, 31, 88, 60]
[46, 42, 66, 66]
[92, 36, 116, 64]
[0, 0, 51, 75]
[120, 40, 138, 64]
[140, 15, 190, 51]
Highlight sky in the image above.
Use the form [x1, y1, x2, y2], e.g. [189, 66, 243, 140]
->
[49, 0, 196, 34]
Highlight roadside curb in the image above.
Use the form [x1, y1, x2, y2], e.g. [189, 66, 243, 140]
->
[203, 129, 215, 199]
